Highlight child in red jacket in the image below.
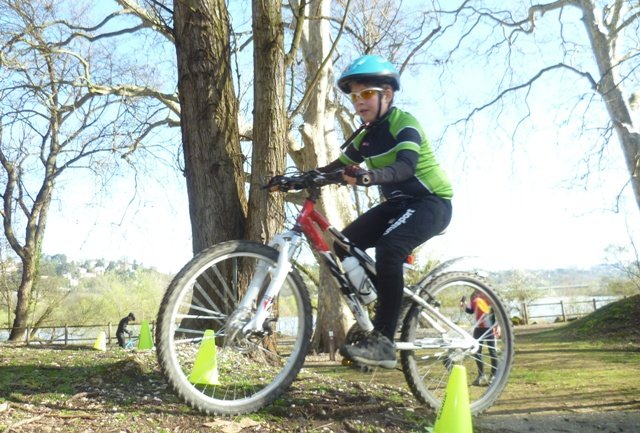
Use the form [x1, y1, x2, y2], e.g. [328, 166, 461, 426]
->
[461, 291, 498, 386]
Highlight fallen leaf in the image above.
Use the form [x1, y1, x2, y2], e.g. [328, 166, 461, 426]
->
[203, 417, 259, 433]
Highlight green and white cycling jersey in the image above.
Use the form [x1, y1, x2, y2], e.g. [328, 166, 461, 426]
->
[339, 107, 453, 200]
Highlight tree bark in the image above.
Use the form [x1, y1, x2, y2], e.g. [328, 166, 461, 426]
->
[246, 0, 287, 244]
[294, 0, 355, 353]
[578, 1, 640, 212]
[9, 259, 35, 341]
[174, 0, 247, 254]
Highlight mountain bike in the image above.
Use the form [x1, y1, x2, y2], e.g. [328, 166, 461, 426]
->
[123, 336, 138, 350]
[155, 170, 514, 416]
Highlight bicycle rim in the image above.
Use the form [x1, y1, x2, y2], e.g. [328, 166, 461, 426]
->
[400, 271, 514, 414]
[156, 240, 312, 415]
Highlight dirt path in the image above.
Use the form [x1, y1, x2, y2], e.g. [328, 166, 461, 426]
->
[476, 411, 640, 433]
[475, 323, 640, 433]
[1, 321, 639, 433]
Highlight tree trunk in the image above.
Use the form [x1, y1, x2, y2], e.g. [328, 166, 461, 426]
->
[9, 257, 35, 341]
[246, 0, 287, 244]
[5, 78, 56, 342]
[294, 0, 355, 353]
[579, 3, 640, 212]
[174, 0, 247, 254]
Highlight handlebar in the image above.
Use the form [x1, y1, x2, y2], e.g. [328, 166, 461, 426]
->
[262, 170, 346, 192]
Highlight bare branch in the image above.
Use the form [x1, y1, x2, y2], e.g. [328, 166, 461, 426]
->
[457, 63, 597, 123]
[615, 7, 640, 34]
[398, 24, 441, 75]
[285, 0, 307, 68]
[54, 23, 149, 47]
[86, 84, 180, 116]
[114, 0, 174, 42]
[290, 0, 352, 119]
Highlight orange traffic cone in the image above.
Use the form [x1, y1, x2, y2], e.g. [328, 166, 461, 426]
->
[188, 329, 220, 385]
[434, 364, 473, 433]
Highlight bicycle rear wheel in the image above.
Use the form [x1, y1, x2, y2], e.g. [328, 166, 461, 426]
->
[400, 271, 514, 414]
[156, 240, 312, 415]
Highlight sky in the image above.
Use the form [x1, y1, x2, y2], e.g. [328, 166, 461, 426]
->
[41, 104, 639, 274]
[38, 1, 640, 274]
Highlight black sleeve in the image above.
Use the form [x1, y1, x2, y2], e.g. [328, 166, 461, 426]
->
[317, 159, 346, 173]
[342, 144, 365, 165]
[369, 150, 418, 184]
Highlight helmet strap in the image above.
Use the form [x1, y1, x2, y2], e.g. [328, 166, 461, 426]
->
[340, 122, 370, 150]
[373, 89, 393, 124]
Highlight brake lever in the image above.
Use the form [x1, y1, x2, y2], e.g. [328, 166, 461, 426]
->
[318, 170, 347, 185]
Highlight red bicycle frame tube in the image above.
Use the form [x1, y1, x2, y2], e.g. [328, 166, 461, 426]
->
[295, 199, 331, 252]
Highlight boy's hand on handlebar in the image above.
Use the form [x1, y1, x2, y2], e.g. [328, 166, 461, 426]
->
[343, 165, 372, 186]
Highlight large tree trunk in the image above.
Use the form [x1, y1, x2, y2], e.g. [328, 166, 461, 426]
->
[246, 0, 287, 243]
[579, 3, 640, 212]
[293, 0, 355, 353]
[174, 0, 247, 254]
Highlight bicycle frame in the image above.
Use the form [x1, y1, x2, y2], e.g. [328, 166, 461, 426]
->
[242, 183, 478, 354]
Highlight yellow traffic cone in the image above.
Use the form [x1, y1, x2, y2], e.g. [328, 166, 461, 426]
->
[137, 320, 154, 350]
[93, 331, 107, 351]
[188, 329, 220, 385]
[434, 364, 473, 433]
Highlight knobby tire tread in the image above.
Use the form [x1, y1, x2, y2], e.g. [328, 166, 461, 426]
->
[155, 240, 312, 415]
[400, 271, 515, 415]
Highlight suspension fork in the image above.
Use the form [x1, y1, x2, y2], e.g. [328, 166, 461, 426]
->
[240, 231, 303, 334]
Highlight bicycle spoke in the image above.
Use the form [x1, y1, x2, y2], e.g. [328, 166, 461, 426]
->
[400, 271, 514, 414]
[156, 241, 312, 415]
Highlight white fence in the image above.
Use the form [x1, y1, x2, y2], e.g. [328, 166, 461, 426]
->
[521, 296, 622, 324]
[0, 322, 153, 346]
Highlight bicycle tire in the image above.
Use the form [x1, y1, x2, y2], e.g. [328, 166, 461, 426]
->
[156, 240, 312, 415]
[400, 271, 514, 414]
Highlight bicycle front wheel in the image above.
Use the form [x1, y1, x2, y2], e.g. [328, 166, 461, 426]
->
[156, 240, 312, 415]
[400, 271, 514, 414]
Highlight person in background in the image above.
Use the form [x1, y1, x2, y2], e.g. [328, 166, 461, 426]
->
[461, 291, 498, 385]
[116, 312, 136, 349]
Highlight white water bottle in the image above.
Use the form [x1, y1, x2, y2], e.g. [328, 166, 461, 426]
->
[342, 256, 377, 305]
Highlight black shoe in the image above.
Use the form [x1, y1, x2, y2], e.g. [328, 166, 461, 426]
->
[340, 330, 396, 369]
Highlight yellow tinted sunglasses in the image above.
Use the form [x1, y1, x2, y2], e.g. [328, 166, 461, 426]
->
[349, 87, 383, 103]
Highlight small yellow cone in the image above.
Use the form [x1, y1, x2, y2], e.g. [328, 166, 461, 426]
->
[188, 329, 220, 386]
[137, 320, 154, 350]
[93, 331, 107, 351]
[434, 364, 473, 433]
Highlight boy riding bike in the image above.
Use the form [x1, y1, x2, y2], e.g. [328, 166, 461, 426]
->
[155, 54, 514, 418]
[312, 54, 453, 368]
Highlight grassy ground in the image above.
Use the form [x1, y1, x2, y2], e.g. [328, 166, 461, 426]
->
[1, 295, 639, 432]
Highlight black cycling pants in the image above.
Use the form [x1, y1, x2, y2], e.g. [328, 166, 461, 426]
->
[338, 194, 452, 341]
[473, 327, 497, 376]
